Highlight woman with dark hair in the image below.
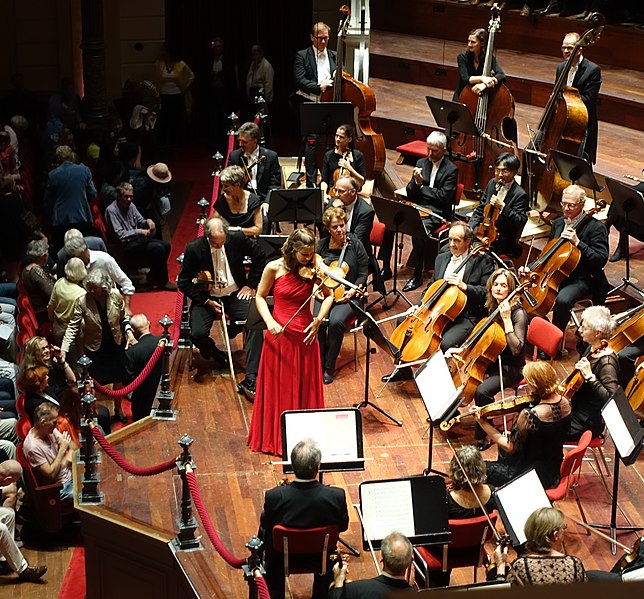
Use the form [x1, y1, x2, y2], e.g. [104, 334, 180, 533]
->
[476, 361, 572, 489]
[447, 445, 495, 518]
[248, 228, 335, 455]
[320, 124, 366, 196]
[453, 28, 506, 101]
[213, 165, 262, 237]
[21, 238, 56, 324]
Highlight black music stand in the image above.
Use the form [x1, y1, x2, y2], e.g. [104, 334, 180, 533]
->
[243, 297, 274, 330]
[605, 177, 644, 295]
[370, 195, 429, 307]
[257, 235, 288, 263]
[349, 300, 402, 426]
[426, 96, 479, 168]
[550, 149, 604, 194]
[266, 188, 324, 229]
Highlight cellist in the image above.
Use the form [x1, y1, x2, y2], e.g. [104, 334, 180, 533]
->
[468, 153, 529, 259]
[382, 222, 493, 382]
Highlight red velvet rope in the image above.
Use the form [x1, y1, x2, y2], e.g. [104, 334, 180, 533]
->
[185, 471, 246, 568]
[91, 342, 165, 397]
[90, 424, 177, 476]
[171, 291, 184, 344]
[255, 575, 271, 598]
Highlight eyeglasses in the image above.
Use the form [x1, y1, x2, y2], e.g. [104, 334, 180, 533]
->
[560, 201, 581, 209]
[315, 36, 329, 41]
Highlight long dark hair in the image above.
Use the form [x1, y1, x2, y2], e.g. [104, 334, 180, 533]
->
[468, 28, 488, 60]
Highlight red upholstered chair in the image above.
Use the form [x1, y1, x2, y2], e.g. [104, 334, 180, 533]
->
[547, 430, 592, 526]
[527, 316, 564, 360]
[369, 220, 386, 249]
[271, 524, 339, 585]
[16, 417, 31, 441]
[414, 513, 498, 587]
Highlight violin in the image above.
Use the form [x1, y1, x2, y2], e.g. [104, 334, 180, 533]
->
[192, 269, 228, 291]
[440, 394, 535, 432]
[329, 150, 351, 198]
[623, 174, 644, 184]
[326, 239, 351, 301]
[298, 254, 326, 281]
[298, 253, 366, 298]
[242, 155, 267, 185]
[520, 201, 606, 317]
[557, 340, 609, 400]
[475, 181, 503, 246]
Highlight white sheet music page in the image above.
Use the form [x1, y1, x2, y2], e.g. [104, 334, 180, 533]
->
[361, 480, 415, 541]
[602, 399, 636, 459]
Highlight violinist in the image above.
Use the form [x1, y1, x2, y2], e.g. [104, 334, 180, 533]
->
[177, 217, 265, 398]
[401, 131, 458, 292]
[227, 122, 282, 205]
[522, 184, 609, 343]
[453, 268, 527, 450]
[315, 207, 369, 384]
[320, 124, 366, 197]
[453, 28, 506, 101]
[468, 153, 529, 259]
[567, 306, 620, 441]
[383, 222, 493, 383]
[476, 361, 572, 489]
[247, 229, 334, 456]
[212, 166, 262, 237]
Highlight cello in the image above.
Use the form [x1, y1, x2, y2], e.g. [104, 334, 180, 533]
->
[608, 303, 644, 354]
[523, 13, 605, 213]
[520, 200, 605, 317]
[456, 4, 517, 195]
[320, 4, 386, 178]
[390, 244, 487, 362]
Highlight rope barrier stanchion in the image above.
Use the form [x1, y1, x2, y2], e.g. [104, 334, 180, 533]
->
[242, 535, 267, 599]
[151, 315, 177, 420]
[78, 391, 104, 505]
[76, 355, 99, 464]
[174, 434, 201, 551]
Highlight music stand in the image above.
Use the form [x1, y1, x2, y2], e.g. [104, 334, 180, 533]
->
[426, 96, 479, 164]
[243, 296, 274, 330]
[371, 195, 430, 307]
[605, 177, 644, 295]
[349, 299, 403, 426]
[266, 188, 324, 229]
[257, 235, 288, 262]
[550, 149, 604, 193]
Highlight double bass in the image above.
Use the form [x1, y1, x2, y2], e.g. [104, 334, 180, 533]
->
[523, 13, 605, 213]
[456, 4, 516, 195]
[320, 5, 386, 178]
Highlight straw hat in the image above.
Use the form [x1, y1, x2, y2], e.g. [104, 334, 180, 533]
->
[147, 162, 172, 183]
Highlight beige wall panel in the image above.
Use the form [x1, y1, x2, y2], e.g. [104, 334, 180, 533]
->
[119, 0, 165, 18]
[120, 16, 165, 40]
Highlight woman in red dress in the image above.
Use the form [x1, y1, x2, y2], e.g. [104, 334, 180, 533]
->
[248, 228, 334, 455]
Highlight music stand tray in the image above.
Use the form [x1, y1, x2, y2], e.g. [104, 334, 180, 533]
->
[266, 188, 324, 226]
[370, 195, 431, 239]
[425, 96, 479, 136]
[605, 178, 644, 231]
[550, 149, 604, 191]
[300, 102, 354, 137]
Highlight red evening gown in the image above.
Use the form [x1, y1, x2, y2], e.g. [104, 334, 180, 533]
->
[247, 271, 325, 455]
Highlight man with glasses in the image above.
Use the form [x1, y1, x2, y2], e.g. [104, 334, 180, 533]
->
[292, 22, 337, 188]
[469, 152, 529, 259]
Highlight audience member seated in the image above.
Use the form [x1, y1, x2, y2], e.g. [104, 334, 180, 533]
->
[0, 131, 20, 185]
[0, 460, 47, 582]
[0, 416, 17, 461]
[23, 403, 77, 502]
[123, 314, 162, 421]
[104, 182, 176, 291]
[330, 531, 413, 597]
[21, 238, 56, 325]
[55, 228, 107, 278]
[64, 233, 134, 314]
[259, 438, 349, 599]
[43, 144, 97, 249]
[212, 165, 262, 237]
[0, 377, 16, 420]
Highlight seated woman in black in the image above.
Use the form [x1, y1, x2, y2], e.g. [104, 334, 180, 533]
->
[315, 207, 369, 384]
[476, 360, 572, 490]
[320, 124, 365, 197]
[568, 305, 620, 441]
[213, 165, 262, 237]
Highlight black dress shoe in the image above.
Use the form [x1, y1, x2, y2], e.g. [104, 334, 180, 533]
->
[381, 366, 413, 382]
[237, 377, 256, 400]
[323, 370, 334, 384]
[476, 438, 492, 452]
[402, 274, 423, 292]
[380, 267, 393, 281]
[18, 564, 47, 582]
[609, 247, 623, 262]
[204, 345, 230, 367]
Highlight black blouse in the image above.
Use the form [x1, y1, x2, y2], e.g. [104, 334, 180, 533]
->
[213, 192, 262, 230]
[453, 51, 506, 101]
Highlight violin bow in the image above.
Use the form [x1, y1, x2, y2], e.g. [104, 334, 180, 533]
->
[497, 355, 509, 434]
[280, 282, 322, 334]
[568, 517, 632, 553]
[217, 301, 237, 385]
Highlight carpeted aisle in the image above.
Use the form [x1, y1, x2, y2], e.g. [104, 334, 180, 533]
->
[58, 547, 85, 599]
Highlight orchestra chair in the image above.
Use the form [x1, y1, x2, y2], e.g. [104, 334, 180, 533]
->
[271, 524, 339, 595]
[16, 442, 76, 534]
[413, 513, 498, 588]
[564, 433, 611, 495]
[547, 430, 593, 528]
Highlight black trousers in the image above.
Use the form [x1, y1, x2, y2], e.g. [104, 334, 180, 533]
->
[314, 300, 357, 372]
[189, 292, 262, 378]
[124, 238, 171, 286]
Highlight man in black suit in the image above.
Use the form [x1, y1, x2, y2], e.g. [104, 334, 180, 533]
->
[383, 221, 493, 382]
[227, 122, 281, 205]
[469, 153, 529, 259]
[123, 314, 162, 421]
[293, 22, 337, 188]
[396, 131, 458, 291]
[259, 438, 349, 599]
[177, 217, 264, 397]
[330, 531, 413, 598]
[557, 32, 602, 164]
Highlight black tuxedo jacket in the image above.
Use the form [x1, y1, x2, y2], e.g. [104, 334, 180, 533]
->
[556, 58, 601, 162]
[124, 333, 162, 412]
[293, 46, 338, 97]
[259, 480, 349, 553]
[426, 249, 494, 321]
[405, 157, 459, 219]
[227, 147, 281, 203]
[469, 178, 529, 257]
[177, 231, 265, 306]
[329, 574, 413, 598]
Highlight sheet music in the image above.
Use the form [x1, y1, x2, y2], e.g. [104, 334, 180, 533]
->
[360, 480, 415, 541]
[415, 350, 460, 421]
[602, 399, 636, 459]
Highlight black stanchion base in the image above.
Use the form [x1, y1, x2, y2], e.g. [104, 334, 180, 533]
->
[79, 476, 105, 505]
[152, 391, 177, 420]
[174, 519, 202, 551]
